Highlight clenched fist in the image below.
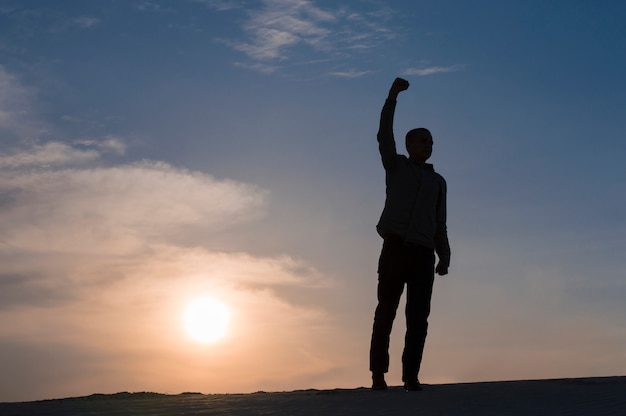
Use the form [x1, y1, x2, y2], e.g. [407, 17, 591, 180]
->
[388, 77, 409, 100]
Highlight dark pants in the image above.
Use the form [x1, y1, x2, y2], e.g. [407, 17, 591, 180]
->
[369, 235, 435, 382]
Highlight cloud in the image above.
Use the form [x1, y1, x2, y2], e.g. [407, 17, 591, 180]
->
[0, 141, 100, 169]
[135, 2, 167, 12]
[0, 144, 268, 253]
[212, 1, 396, 73]
[192, 0, 244, 11]
[0, 138, 339, 401]
[233, 61, 279, 74]
[403, 65, 465, 76]
[73, 16, 100, 28]
[0, 6, 101, 38]
[327, 70, 373, 78]
[234, 28, 302, 61]
[0, 272, 73, 310]
[231, 0, 335, 62]
[0, 65, 126, 161]
[73, 136, 127, 155]
[0, 136, 125, 170]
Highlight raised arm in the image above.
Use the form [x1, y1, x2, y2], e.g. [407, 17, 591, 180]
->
[377, 78, 410, 170]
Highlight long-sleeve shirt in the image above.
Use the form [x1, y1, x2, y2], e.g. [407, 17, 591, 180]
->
[376, 98, 451, 267]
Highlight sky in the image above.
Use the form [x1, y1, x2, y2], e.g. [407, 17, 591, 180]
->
[1, 0, 625, 403]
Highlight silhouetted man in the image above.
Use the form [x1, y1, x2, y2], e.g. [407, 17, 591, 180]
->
[369, 77, 450, 391]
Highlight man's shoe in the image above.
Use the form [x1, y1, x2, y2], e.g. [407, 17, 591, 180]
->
[371, 373, 388, 390]
[403, 380, 423, 391]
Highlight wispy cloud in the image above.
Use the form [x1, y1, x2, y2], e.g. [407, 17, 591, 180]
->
[73, 136, 127, 155]
[0, 6, 101, 36]
[192, 0, 244, 11]
[233, 61, 279, 74]
[73, 16, 99, 28]
[232, 0, 336, 62]
[403, 64, 465, 76]
[0, 137, 126, 170]
[210, 0, 395, 73]
[0, 143, 268, 252]
[0, 141, 99, 169]
[327, 70, 373, 79]
[135, 2, 167, 12]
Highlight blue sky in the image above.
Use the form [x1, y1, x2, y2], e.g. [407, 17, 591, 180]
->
[1, 0, 625, 402]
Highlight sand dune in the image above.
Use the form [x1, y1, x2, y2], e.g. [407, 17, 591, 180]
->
[1, 376, 625, 416]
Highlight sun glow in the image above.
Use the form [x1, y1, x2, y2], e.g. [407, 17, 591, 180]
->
[183, 297, 230, 343]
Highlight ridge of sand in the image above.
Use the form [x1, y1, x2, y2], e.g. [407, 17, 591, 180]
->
[1, 376, 625, 416]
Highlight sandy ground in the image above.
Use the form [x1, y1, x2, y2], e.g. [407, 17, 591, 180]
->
[1, 376, 625, 416]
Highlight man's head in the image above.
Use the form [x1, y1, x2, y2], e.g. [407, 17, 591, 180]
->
[405, 128, 433, 164]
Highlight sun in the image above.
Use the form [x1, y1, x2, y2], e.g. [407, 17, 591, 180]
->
[182, 297, 230, 343]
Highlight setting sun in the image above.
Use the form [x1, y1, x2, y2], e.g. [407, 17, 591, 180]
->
[183, 297, 230, 343]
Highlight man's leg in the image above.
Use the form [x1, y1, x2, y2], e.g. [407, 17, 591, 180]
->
[369, 276, 404, 376]
[402, 246, 435, 386]
[369, 239, 406, 382]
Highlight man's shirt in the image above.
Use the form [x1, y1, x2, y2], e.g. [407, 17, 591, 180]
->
[376, 99, 451, 267]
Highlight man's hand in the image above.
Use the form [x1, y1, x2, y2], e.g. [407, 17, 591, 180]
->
[436, 262, 448, 276]
[388, 77, 409, 100]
